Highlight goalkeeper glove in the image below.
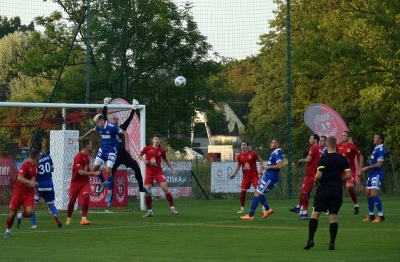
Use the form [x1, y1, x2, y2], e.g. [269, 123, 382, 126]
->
[104, 97, 112, 106]
[132, 99, 139, 110]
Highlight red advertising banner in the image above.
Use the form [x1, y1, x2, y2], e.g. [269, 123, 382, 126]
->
[0, 157, 18, 190]
[78, 170, 128, 207]
[304, 103, 360, 185]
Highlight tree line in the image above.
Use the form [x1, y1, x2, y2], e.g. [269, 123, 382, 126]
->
[0, 0, 399, 172]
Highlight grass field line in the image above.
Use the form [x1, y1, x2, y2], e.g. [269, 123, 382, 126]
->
[11, 218, 400, 236]
[315, 256, 399, 262]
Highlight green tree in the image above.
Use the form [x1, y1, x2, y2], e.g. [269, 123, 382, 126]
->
[289, 0, 400, 156]
[0, 16, 34, 39]
[57, 0, 225, 150]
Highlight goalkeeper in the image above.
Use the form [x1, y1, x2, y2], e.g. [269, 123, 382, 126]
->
[100, 97, 151, 204]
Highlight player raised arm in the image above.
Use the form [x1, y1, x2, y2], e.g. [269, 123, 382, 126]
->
[119, 99, 139, 130]
[120, 130, 130, 153]
[79, 129, 96, 141]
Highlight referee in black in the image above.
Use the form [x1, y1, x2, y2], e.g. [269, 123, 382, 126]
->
[304, 136, 351, 251]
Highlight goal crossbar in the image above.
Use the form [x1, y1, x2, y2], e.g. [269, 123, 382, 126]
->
[0, 102, 144, 110]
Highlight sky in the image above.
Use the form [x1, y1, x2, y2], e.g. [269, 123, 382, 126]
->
[1, 0, 277, 60]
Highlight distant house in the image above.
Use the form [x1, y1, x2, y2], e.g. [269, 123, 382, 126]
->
[191, 103, 244, 160]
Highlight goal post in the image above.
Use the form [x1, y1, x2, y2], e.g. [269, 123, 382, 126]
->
[0, 101, 147, 212]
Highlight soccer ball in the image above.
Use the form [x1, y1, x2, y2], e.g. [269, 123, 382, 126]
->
[174, 76, 186, 87]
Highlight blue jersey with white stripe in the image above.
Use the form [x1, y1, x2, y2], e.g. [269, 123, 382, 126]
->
[265, 148, 283, 179]
[36, 153, 54, 189]
[369, 144, 386, 177]
[94, 121, 122, 150]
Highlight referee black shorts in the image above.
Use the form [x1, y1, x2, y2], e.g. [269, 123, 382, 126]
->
[313, 186, 343, 214]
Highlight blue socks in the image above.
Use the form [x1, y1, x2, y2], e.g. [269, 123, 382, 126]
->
[30, 205, 59, 226]
[367, 197, 374, 214]
[372, 195, 383, 214]
[248, 196, 260, 217]
[259, 194, 270, 211]
[248, 195, 270, 217]
[49, 205, 58, 216]
[98, 173, 105, 183]
[368, 196, 383, 215]
[30, 213, 36, 226]
[108, 176, 114, 191]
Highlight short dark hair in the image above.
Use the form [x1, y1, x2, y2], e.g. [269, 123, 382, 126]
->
[81, 139, 91, 149]
[241, 140, 249, 146]
[320, 135, 327, 141]
[375, 132, 385, 143]
[153, 134, 161, 138]
[311, 134, 320, 143]
[343, 131, 351, 137]
[30, 149, 41, 159]
[33, 142, 43, 151]
[272, 138, 281, 145]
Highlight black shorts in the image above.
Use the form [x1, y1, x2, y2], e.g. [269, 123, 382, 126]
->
[313, 186, 343, 214]
[112, 149, 140, 173]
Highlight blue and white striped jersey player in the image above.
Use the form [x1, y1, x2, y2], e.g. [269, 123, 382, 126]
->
[29, 143, 62, 229]
[240, 138, 283, 220]
[358, 132, 387, 223]
[79, 114, 129, 200]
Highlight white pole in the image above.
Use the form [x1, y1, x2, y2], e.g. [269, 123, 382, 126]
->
[62, 107, 66, 130]
[140, 106, 146, 211]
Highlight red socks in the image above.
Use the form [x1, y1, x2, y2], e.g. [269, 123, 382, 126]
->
[347, 187, 358, 205]
[165, 192, 175, 207]
[240, 191, 246, 208]
[145, 195, 152, 210]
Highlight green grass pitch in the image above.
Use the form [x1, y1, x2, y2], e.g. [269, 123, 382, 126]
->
[2, 195, 400, 261]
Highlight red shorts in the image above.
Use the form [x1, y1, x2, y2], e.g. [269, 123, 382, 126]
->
[241, 175, 259, 190]
[301, 175, 315, 193]
[342, 171, 355, 185]
[9, 192, 35, 210]
[69, 181, 90, 200]
[144, 172, 167, 186]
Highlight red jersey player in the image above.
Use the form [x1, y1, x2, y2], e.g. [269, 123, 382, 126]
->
[289, 134, 324, 220]
[4, 149, 40, 238]
[138, 134, 179, 217]
[66, 139, 100, 226]
[337, 131, 364, 214]
[229, 141, 263, 213]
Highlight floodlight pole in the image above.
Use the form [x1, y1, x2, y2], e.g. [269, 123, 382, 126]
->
[287, 0, 293, 199]
[86, 0, 91, 131]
